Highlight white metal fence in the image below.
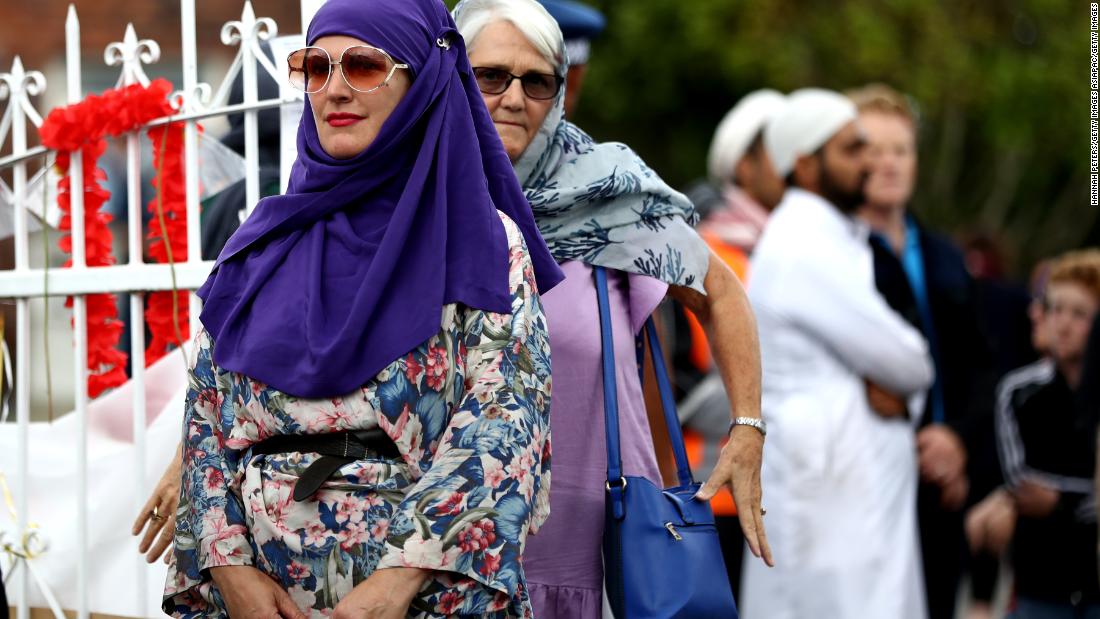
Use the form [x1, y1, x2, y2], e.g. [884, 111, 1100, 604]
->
[0, 1, 322, 616]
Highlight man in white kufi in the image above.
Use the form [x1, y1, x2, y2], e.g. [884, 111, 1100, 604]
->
[698, 89, 788, 253]
[739, 88, 933, 619]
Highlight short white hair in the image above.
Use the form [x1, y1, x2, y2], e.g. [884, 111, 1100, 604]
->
[455, 0, 566, 74]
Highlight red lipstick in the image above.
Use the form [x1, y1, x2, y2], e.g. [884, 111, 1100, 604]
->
[326, 112, 364, 127]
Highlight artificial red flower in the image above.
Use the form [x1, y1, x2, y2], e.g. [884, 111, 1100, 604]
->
[39, 78, 191, 397]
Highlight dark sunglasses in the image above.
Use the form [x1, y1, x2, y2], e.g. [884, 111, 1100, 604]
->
[472, 67, 563, 101]
[287, 45, 409, 94]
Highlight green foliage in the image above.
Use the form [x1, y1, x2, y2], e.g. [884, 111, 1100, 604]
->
[449, 0, 1097, 270]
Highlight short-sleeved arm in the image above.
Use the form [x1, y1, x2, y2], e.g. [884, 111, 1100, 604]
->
[786, 254, 934, 396]
[376, 218, 553, 597]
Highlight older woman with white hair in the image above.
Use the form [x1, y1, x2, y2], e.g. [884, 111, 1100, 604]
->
[453, 1, 772, 616]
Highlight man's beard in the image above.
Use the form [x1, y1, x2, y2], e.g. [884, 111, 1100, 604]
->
[819, 165, 867, 214]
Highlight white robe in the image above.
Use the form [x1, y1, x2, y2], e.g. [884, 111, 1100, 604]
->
[740, 188, 933, 619]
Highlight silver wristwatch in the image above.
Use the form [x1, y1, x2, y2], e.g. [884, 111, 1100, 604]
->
[729, 416, 767, 437]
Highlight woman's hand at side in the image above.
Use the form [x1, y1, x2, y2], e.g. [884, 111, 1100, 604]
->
[209, 565, 306, 619]
[700, 424, 772, 568]
[333, 567, 430, 619]
[132, 443, 183, 563]
[669, 250, 773, 567]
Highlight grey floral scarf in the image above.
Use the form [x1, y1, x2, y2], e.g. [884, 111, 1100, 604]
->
[517, 110, 710, 292]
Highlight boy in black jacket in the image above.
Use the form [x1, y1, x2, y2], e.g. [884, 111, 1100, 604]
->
[996, 249, 1100, 618]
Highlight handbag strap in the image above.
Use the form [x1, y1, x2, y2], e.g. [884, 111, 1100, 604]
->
[595, 266, 626, 520]
[643, 317, 695, 488]
[595, 268, 695, 520]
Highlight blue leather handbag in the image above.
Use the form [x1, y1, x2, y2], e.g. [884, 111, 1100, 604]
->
[594, 267, 739, 619]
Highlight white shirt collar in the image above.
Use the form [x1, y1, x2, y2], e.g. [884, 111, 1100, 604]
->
[782, 187, 869, 243]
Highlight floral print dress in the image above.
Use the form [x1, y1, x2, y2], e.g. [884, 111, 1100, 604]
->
[163, 213, 552, 618]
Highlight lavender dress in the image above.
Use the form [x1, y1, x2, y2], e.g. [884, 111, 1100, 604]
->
[524, 261, 667, 618]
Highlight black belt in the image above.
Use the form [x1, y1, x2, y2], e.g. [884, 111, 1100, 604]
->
[251, 428, 400, 502]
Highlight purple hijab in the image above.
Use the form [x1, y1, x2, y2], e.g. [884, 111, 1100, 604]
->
[197, 0, 563, 398]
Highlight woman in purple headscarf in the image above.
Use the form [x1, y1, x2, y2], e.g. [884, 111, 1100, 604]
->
[162, 0, 563, 616]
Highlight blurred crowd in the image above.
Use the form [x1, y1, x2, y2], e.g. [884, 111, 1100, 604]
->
[673, 81, 1099, 619]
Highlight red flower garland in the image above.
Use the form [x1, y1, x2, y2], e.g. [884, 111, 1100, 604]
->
[39, 78, 192, 397]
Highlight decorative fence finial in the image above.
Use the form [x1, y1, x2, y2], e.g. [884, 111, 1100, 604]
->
[104, 23, 161, 88]
[1, 57, 48, 126]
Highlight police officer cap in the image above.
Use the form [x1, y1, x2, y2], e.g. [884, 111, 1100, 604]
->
[537, 0, 606, 40]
